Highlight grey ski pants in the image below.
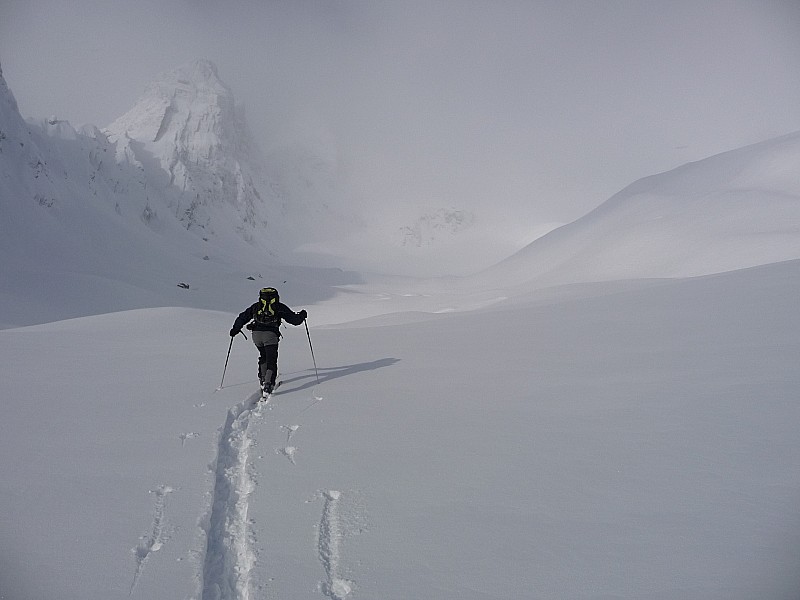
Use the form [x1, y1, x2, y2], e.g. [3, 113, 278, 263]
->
[252, 329, 279, 386]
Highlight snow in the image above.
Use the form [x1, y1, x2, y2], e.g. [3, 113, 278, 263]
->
[479, 132, 800, 289]
[104, 60, 275, 246]
[3, 265, 800, 599]
[2, 61, 800, 599]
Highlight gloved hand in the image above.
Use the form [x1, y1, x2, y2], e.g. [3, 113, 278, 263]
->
[230, 328, 239, 337]
[299, 309, 308, 320]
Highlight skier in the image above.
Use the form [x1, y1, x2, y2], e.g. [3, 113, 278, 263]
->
[230, 287, 307, 395]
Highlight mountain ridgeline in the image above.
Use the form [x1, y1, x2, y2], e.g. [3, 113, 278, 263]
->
[0, 59, 347, 262]
[477, 131, 800, 290]
[104, 60, 270, 243]
[0, 59, 360, 327]
[2, 58, 800, 327]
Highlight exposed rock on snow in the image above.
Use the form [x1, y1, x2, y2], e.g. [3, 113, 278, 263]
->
[399, 208, 475, 247]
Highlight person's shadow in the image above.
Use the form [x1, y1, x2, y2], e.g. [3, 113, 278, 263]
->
[279, 357, 400, 393]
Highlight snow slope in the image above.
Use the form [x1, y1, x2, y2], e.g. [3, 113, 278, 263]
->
[478, 132, 800, 289]
[1, 260, 799, 599]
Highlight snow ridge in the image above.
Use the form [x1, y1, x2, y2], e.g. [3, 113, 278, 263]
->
[481, 131, 800, 287]
[130, 485, 174, 595]
[200, 397, 260, 600]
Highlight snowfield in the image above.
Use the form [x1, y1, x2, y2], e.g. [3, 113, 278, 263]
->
[2, 260, 800, 599]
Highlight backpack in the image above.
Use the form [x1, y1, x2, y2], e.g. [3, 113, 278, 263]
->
[254, 287, 280, 326]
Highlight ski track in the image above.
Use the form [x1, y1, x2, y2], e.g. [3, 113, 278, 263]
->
[200, 395, 263, 600]
[199, 390, 360, 600]
[318, 490, 353, 600]
[281, 424, 301, 442]
[278, 445, 299, 465]
[180, 432, 200, 446]
[130, 484, 174, 595]
[278, 425, 301, 465]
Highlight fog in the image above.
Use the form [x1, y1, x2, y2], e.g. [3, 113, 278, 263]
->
[2, 0, 800, 228]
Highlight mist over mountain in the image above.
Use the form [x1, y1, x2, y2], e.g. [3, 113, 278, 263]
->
[3, 55, 800, 326]
[0, 60, 362, 327]
[105, 60, 273, 245]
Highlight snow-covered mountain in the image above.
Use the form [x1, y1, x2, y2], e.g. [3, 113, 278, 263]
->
[478, 132, 800, 289]
[0, 62, 167, 289]
[0, 60, 359, 328]
[104, 60, 275, 245]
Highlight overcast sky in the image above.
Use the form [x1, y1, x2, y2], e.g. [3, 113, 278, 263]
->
[2, 0, 800, 228]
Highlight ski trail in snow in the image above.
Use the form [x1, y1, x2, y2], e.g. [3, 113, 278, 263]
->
[130, 485, 173, 595]
[278, 445, 298, 465]
[318, 490, 353, 600]
[278, 425, 301, 465]
[200, 395, 260, 600]
[281, 424, 301, 441]
[179, 432, 200, 446]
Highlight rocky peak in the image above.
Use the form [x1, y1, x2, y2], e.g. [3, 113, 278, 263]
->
[106, 59, 237, 158]
[104, 59, 271, 239]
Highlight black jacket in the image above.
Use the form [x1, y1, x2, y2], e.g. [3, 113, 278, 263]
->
[232, 301, 305, 335]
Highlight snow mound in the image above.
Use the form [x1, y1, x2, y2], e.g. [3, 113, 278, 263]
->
[480, 132, 800, 288]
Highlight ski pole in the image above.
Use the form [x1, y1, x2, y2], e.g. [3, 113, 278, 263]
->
[217, 330, 247, 390]
[218, 337, 234, 390]
[304, 319, 320, 383]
